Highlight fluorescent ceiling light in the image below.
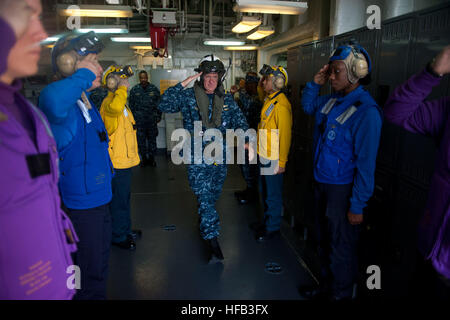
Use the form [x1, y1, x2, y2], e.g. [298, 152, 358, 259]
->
[111, 36, 151, 43]
[204, 39, 246, 46]
[129, 45, 153, 50]
[58, 4, 133, 18]
[77, 25, 128, 34]
[233, 0, 308, 15]
[41, 36, 60, 43]
[247, 26, 275, 40]
[225, 45, 259, 51]
[232, 16, 261, 33]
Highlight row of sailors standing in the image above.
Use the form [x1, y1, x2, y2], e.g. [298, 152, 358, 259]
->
[0, 0, 449, 300]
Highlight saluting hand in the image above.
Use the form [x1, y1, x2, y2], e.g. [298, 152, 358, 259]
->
[118, 78, 130, 89]
[181, 72, 202, 88]
[76, 54, 102, 77]
[313, 64, 329, 86]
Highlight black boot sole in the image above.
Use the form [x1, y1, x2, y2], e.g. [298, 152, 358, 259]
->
[208, 254, 224, 264]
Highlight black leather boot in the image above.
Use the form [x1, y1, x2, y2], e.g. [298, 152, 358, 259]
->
[238, 187, 258, 204]
[129, 229, 142, 240]
[207, 237, 224, 264]
[112, 237, 136, 250]
[148, 155, 156, 167]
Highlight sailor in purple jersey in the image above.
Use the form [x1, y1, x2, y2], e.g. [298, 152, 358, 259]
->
[384, 45, 450, 289]
[0, 0, 78, 299]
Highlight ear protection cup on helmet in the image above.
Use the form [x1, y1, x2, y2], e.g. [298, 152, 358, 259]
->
[330, 44, 371, 83]
[52, 32, 104, 78]
[274, 76, 285, 89]
[269, 66, 288, 89]
[351, 51, 369, 79]
[56, 51, 79, 77]
[106, 74, 119, 92]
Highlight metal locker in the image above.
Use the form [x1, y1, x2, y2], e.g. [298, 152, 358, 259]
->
[333, 29, 358, 48]
[283, 133, 314, 232]
[298, 43, 315, 140]
[394, 5, 450, 188]
[375, 122, 401, 173]
[287, 46, 302, 131]
[376, 17, 415, 173]
[377, 17, 414, 98]
[299, 43, 314, 86]
[355, 28, 381, 98]
[385, 179, 429, 297]
[312, 37, 334, 95]
[285, 46, 304, 228]
[397, 130, 437, 188]
[410, 4, 450, 99]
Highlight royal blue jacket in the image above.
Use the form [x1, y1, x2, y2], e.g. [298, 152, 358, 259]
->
[38, 69, 113, 210]
[302, 82, 382, 214]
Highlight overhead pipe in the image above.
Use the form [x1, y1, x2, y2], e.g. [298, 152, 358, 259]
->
[258, 0, 323, 49]
[209, 0, 212, 37]
[222, 0, 224, 39]
[185, 0, 188, 35]
[232, 51, 235, 87]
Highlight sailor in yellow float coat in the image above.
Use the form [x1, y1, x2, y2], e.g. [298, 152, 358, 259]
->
[255, 65, 292, 242]
[257, 66, 292, 170]
[100, 65, 140, 250]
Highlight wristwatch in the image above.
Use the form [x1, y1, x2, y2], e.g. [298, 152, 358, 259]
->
[427, 60, 444, 78]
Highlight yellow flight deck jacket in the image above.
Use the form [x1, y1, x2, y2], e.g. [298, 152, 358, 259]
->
[257, 90, 292, 168]
[100, 86, 140, 169]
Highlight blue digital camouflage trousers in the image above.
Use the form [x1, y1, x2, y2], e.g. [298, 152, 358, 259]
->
[136, 125, 158, 158]
[187, 162, 227, 240]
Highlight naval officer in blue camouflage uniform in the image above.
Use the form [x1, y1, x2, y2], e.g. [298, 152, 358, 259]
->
[129, 70, 161, 167]
[158, 55, 250, 263]
[234, 71, 263, 204]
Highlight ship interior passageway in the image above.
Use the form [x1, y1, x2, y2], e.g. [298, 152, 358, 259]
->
[107, 154, 317, 299]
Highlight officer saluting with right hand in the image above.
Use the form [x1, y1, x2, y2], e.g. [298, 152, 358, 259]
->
[158, 55, 251, 264]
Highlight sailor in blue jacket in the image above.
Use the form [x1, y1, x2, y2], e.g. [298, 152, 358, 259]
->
[158, 55, 250, 264]
[38, 32, 113, 300]
[299, 42, 382, 300]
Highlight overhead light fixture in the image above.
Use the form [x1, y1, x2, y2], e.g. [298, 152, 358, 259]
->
[41, 36, 60, 44]
[130, 45, 153, 50]
[204, 39, 246, 46]
[58, 4, 133, 18]
[225, 45, 259, 51]
[247, 26, 275, 40]
[77, 25, 129, 34]
[233, 0, 308, 15]
[232, 16, 261, 34]
[111, 36, 151, 43]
